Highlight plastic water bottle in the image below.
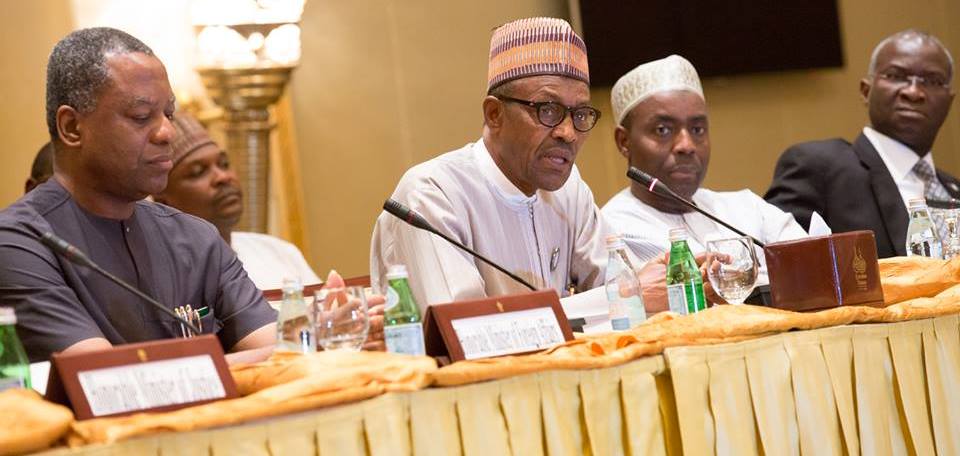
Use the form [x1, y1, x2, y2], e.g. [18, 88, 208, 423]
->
[604, 235, 646, 330]
[906, 198, 943, 259]
[276, 277, 316, 353]
[666, 228, 707, 315]
[383, 265, 426, 356]
[0, 307, 31, 392]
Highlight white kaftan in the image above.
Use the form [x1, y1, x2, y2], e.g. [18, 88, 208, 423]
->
[370, 140, 608, 316]
[601, 187, 807, 284]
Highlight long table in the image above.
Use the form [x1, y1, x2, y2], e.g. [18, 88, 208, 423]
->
[34, 313, 960, 455]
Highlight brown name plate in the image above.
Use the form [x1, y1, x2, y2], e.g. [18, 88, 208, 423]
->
[46, 334, 238, 420]
[764, 230, 885, 312]
[423, 289, 574, 364]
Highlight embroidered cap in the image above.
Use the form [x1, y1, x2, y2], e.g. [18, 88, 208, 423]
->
[611, 54, 704, 125]
[170, 113, 216, 167]
[487, 17, 589, 92]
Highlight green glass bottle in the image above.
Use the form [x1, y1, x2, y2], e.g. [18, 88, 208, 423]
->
[0, 307, 31, 392]
[384, 265, 426, 356]
[666, 228, 707, 315]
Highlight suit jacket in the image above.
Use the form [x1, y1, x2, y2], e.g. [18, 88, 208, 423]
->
[764, 133, 960, 258]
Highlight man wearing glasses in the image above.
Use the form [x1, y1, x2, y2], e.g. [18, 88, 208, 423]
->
[765, 29, 958, 258]
[371, 17, 618, 314]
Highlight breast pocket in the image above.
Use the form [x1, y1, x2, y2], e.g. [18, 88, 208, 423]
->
[150, 307, 221, 339]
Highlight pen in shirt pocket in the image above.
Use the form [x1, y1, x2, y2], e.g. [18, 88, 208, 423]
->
[196, 306, 209, 332]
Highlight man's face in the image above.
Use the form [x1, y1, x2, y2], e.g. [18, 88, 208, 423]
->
[75, 52, 176, 201]
[861, 37, 955, 153]
[490, 76, 592, 195]
[158, 144, 243, 230]
[618, 90, 709, 201]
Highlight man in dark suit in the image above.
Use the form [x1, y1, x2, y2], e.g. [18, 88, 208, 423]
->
[765, 30, 958, 258]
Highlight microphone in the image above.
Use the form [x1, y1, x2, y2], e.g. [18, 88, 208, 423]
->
[40, 231, 202, 335]
[382, 199, 537, 292]
[626, 166, 766, 249]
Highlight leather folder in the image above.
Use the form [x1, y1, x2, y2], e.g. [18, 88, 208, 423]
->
[764, 230, 884, 311]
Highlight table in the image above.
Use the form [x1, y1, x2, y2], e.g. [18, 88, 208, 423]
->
[35, 313, 960, 455]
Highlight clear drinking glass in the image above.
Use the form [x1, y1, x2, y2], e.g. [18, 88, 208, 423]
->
[705, 236, 759, 305]
[314, 286, 370, 351]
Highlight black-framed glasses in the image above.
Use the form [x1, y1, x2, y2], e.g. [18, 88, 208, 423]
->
[497, 96, 601, 132]
[877, 71, 951, 90]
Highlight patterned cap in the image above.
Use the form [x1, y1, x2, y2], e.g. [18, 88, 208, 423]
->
[487, 17, 589, 92]
[170, 112, 216, 166]
[611, 55, 704, 125]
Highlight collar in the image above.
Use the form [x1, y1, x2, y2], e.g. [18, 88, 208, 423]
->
[473, 139, 539, 207]
[863, 126, 934, 182]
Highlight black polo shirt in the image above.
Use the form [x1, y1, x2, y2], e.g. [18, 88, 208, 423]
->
[0, 179, 276, 361]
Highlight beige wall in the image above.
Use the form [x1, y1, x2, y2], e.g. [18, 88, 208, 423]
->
[290, 0, 569, 277]
[291, 0, 960, 278]
[0, 2, 73, 206]
[1, 0, 959, 281]
[580, 0, 960, 204]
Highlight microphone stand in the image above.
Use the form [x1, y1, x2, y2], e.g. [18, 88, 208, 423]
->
[41, 232, 202, 335]
[382, 199, 538, 291]
[626, 167, 766, 249]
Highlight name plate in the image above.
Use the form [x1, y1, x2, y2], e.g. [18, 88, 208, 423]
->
[46, 335, 237, 420]
[424, 289, 574, 363]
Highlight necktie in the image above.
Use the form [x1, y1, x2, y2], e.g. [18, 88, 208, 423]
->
[913, 159, 952, 242]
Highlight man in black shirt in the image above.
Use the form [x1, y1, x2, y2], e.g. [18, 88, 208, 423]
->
[0, 27, 277, 362]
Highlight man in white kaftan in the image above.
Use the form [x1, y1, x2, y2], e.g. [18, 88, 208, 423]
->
[371, 139, 607, 313]
[370, 17, 643, 319]
[601, 55, 806, 284]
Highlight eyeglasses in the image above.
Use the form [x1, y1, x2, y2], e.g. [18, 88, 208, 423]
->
[497, 96, 601, 132]
[877, 71, 951, 90]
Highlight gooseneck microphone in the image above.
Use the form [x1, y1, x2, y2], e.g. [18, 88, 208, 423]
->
[40, 231, 202, 335]
[626, 167, 766, 249]
[382, 199, 537, 291]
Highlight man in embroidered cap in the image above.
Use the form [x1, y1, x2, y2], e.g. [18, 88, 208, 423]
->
[765, 30, 958, 258]
[153, 113, 321, 290]
[602, 55, 806, 281]
[371, 18, 664, 320]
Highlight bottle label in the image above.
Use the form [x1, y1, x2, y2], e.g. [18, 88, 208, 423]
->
[611, 317, 630, 331]
[0, 377, 25, 393]
[667, 284, 688, 315]
[384, 286, 400, 311]
[384, 322, 426, 356]
[686, 281, 708, 314]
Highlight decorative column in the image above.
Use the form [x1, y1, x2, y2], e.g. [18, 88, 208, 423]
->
[192, 0, 304, 232]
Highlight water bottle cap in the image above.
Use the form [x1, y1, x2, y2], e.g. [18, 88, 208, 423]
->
[908, 197, 928, 209]
[668, 227, 688, 242]
[605, 234, 625, 249]
[281, 277, 303, 293]
[0, 307, 15, 325]
[386, 264, 409, 280]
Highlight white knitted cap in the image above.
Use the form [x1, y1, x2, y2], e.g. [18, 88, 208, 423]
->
[611, 55, 704, 125]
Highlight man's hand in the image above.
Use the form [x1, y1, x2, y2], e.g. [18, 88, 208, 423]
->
[638, 253, 669, 313]
[364, 295, 386, 351]
[695, 252, 729, 306]
[640, 251, 732, 315]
